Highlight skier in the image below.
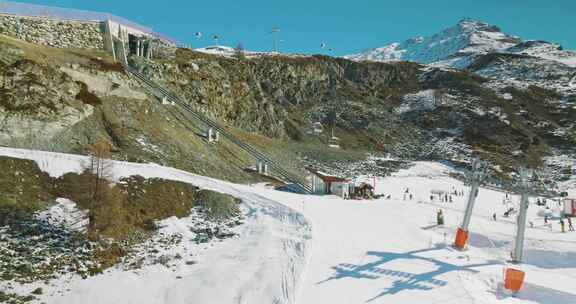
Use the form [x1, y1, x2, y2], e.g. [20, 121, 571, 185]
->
[544, 214, 548, 224]
[409, 193, 413, 200]
[568, 217, 574, 232]
[492, 213, 497, 221]
[449, 195, 453, 203]
[437, 209, 444, 226]
[560, 218, 566, 233]
[430, 195, 434, 202]
[529, 221, 534, 228]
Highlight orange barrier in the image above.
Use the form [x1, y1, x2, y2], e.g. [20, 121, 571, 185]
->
[504, 268, 525, 292]
[454, 228, 469, 249]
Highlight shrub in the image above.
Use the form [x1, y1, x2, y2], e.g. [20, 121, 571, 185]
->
[195, 190, 240, 220]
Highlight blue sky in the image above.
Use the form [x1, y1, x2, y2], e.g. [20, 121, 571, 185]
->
[13, 0, 576, 55]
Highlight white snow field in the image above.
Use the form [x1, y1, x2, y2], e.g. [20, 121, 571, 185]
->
[1, 147, 576, 304]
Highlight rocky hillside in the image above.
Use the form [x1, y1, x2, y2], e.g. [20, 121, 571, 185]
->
[0, 34, 294, 183]
[1, 24, 575, 182]
[128, 47, 574, 176]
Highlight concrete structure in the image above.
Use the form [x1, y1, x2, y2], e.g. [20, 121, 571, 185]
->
[257, 161, 268, 175]
[0, 1, 176, 62]
[308, 168, 351, 198]
[207, 128, 220, 143]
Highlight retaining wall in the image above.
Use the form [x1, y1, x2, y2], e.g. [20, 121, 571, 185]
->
[0, 14, 104, 49]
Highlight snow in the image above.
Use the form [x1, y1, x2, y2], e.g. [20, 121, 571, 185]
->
[345, 19, 520, 66]
[396, 89, 437, 114]
[0, 147, 310, 304]
[506, 40, 576, 68]
[344, 43, 405, 62]
[135, 135, 164, 155]
[1, 147, 576, 304]
[36, 198, 88, 232]
[193, 45, 310, 59]
[194, 45, 237, 56]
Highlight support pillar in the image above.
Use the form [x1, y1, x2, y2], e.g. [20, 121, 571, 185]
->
[505, 167, 532, 293]
[512, 168, 532, 263]
[207, 128, 214, 142]
[512, 191, 530, 262]
[454, 158, 485, 250]
[257, 161, 262, 173]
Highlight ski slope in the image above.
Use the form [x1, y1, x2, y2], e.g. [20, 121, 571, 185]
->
[1, 147, 575, 304]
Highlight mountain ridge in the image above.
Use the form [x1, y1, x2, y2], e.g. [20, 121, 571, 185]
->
[345, 19, 576, 68]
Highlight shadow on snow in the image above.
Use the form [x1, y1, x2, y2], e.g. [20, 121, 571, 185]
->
[318, 244, 501, 303]
[495, 282, 576, 304]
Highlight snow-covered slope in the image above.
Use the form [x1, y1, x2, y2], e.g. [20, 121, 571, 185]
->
[2, 147, 576, 304]
[0, 147, 310, 304]
[506, 40, 576, 68]
[346, 19, 576, 69]
[345, 19, 520, 67]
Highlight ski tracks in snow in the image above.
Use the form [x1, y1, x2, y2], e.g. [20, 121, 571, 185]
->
[0, 147, 312, 304]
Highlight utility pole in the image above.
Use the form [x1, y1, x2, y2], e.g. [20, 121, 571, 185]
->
[270, 27, 280, 53]
[454, 157, 487, 249]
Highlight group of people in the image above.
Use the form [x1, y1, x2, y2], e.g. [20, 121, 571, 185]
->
[403, 188, 413, 201]
[430, 193, 454, 203]
[496, 194, 575, 233]
[451, 188, 465, 197]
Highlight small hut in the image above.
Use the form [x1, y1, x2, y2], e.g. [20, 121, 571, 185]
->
[352, 182, 375, 199]
[307, 168, 352, 198]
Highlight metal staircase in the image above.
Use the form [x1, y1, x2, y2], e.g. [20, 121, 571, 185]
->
[125, 65, 312, 193]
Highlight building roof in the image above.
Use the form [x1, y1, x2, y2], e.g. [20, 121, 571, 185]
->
[356, 182, 374, 190]
[307, 168, 349, 183]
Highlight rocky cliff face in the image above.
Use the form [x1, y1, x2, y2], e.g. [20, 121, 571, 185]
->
[131, 48, 576, 173]
[135, 51, 421, 139]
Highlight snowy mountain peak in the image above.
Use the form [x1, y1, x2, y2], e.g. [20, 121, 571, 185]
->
[456, 18, 502, 33]
[344, 19, 523, 67]
[345, 19, 521, 66]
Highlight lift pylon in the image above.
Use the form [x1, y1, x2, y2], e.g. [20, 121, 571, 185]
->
[504, 167, 535, 293]
[454, 157, 487, 250]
